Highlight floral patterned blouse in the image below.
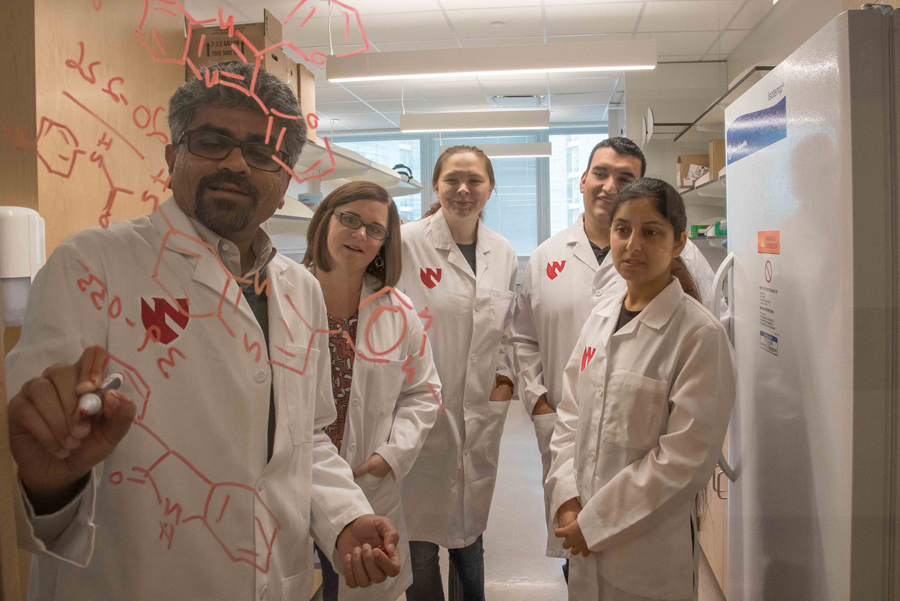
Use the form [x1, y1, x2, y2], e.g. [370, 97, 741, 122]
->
[324, 311, 358, 452]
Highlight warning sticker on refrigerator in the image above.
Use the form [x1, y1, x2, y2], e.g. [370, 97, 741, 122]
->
[759, 258, 779, 356]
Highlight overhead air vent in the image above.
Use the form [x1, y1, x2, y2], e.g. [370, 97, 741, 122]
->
[492, 95, 544, 108]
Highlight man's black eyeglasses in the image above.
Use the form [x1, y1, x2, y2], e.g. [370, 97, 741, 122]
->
[177, 130, 288, 172]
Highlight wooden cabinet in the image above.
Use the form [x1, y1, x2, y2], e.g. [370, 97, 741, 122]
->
[699, 434, 729, 596]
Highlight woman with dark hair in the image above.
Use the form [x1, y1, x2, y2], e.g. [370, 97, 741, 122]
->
[546, 178, 736, 600]
[398, 146, 518, 601]
[302, 181, 442, 601]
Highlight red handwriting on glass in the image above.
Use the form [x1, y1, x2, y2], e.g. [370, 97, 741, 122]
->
[65, 41, 100, 84]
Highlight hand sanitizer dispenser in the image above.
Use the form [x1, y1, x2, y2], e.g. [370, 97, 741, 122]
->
[0, 207, 45, 327]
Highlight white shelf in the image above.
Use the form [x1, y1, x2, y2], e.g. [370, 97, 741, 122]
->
[674, 67, 773, 150]
[682, 176, 727, 207]
[293, 140, 423, 197]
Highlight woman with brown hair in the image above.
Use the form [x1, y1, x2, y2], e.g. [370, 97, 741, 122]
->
[397, 146, 518, 601]
[546, 178, 735, 600]
[302, 181, 442, 601]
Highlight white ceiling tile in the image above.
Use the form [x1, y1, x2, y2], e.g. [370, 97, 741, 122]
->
[339, 83, 404, 101]
[356, 11, 457, 43]
[716, 2, 745, 29]
[542, 0, 642, 5]
[316, 101, 379, 115]
[310, 0, 442, 14]
[444, 7, 544, 39]
[551, 105, 608, 122]
[707, 29, 750, 55]
[545, 3, 644, 36]
[477, 78, 548, 95]
[315, 86, 359, 103]
[409, 80, 485, 97]
[547, 33, 633, 44]
[635, 31, 719, 56]
[659, 55, 705, 62]
[368, 98, 432, 112]
[460, 37, 545, 47]
[638, 2, 722, 33]
[730, 0, 774, 30]
[552, 92, 614, 107]
[374, 39, 462, 51]
[440, 0, 541, 8]
[421, 95, 492, 109]
[550, 77, 618, 94]
[184, 0, 254, 22]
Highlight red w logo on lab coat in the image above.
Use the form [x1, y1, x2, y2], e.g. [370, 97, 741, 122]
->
[546, 260, 566, 280]
[581, 347, 596, 371]
[420, 268, 442, 289]
[141, 298, 189, 345]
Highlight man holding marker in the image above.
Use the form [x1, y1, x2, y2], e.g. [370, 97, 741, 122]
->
[6, 61, 401, 600]
[510, 137, 715, 570]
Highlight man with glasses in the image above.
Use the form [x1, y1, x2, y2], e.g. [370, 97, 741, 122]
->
[6, 61, 402, 600]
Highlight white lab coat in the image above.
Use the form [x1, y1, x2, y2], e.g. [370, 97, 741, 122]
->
[546, 278, 735, 601]
[323, 273, 442, 601]
[7, 199, 372, 601]
[510, 215, 717, 557]
[397, 209, 518, 548]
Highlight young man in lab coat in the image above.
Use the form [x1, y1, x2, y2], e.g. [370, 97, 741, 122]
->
[510, 137, 715, 566]
[5, 61, 401, 600]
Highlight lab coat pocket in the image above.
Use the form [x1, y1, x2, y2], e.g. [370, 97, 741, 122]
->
[489, 290, 515, 339]
[282, 344, 320, 445]
[363, 358, 405, 420]
[466, 399, 511, 483]
[281, 568, 309, 600]
[602, 371, 669, 450]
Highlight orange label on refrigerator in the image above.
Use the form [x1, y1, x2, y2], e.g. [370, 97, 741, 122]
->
[758, 231, 780, 254]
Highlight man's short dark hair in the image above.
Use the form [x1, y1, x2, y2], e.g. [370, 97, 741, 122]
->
[585, 137, 646, 177]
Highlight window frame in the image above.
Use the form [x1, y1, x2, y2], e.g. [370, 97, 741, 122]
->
[331, 125, 608, 256]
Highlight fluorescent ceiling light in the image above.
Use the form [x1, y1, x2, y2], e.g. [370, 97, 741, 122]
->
[327, 40, 656, 83]
[439, 143, 552, 159]
[401, 110, 550, 133]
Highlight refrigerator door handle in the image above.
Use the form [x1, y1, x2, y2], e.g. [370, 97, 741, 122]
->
[711, 251, 735, 323]
[718, 452, 736, 482]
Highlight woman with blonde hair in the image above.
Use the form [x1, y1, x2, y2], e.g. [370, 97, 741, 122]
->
[302, 181, 442, 601]
[398, 146, 518, 601]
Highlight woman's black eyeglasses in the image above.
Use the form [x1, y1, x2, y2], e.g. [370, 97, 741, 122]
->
[335, 211, 389, 241]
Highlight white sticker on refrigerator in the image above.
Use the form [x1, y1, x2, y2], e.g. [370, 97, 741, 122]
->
[759, 259, 779, 356]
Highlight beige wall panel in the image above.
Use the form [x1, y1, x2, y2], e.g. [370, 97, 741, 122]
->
[33, 0, 184, 253]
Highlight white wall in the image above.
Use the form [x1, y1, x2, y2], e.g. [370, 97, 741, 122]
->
[727, 0, 844, 82]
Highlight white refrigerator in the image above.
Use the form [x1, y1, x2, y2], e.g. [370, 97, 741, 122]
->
[720, 8, 900, 601]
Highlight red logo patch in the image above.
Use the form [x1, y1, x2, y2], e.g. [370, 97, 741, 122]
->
[581, 347, 596, 371]
[420, 268, 442, 289]
[140, 298, 189, 345]
[546, 260, 566, 280]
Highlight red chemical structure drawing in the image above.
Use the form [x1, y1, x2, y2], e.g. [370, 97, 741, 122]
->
[35, 117, 85, 178]
[109, 420, 280, 573]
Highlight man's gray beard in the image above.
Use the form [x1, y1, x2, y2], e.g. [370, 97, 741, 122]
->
[193, 189, 259, 237]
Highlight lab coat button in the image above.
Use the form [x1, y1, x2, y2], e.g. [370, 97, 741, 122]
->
[254, 368, 268, 384]
[465, 449, 470, 455]
[594, 290, 602, 297]
[222, 243, 230, 251]
[352, 398, 360, 406]
[259, 585, 267, 600]
[589, 451, 597, 462]
[349, 443, 357, 452]
[470, 354, 476, 362]
[465, 402, 470, 409]
[475, 303, 482, 311]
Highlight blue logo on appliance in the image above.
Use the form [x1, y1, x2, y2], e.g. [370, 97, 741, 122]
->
[726, 96, 787, 165]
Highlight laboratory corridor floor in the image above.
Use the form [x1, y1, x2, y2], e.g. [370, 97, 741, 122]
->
[400, 399, 570, 601]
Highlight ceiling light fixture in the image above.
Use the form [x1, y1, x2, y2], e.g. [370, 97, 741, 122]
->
[327, 40, 657, 83]
[401, 109, 550, 133]
[439, 143, 552, 159]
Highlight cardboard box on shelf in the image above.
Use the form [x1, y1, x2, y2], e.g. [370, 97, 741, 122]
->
[709, 139, 726, 181]
[186, 9, 293, 86]
[297, 63, 317, 143]
[677, 154, 709, 189]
